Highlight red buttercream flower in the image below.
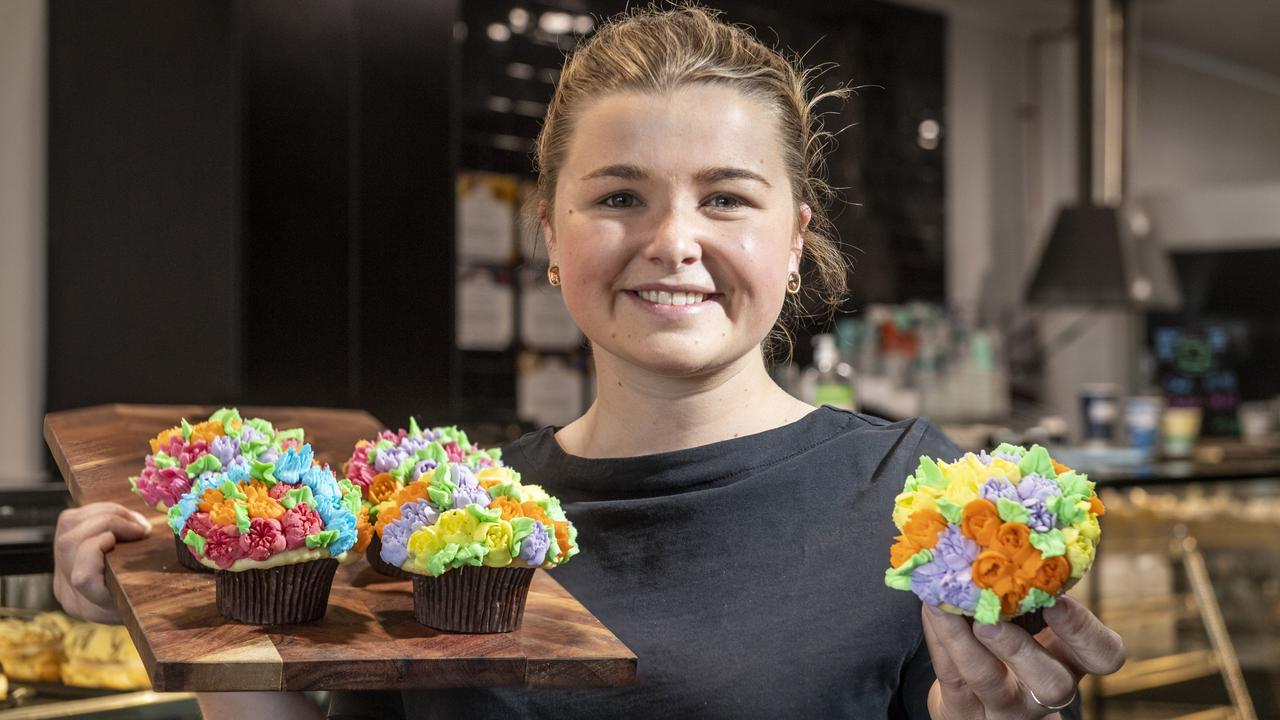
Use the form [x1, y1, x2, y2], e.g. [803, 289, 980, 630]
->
[238, 517, 286, 561]
[281, 503, 323, 550]
[184, 511, 215, 537]
[204, 525, 244, 569]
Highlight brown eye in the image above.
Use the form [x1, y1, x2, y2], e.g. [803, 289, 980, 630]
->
[601, 192, 637, 209]
[707, 194, 743, 210]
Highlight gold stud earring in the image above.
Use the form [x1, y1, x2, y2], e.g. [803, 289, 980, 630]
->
[786, 271, 801, 294]
[547, 264, 561, 287]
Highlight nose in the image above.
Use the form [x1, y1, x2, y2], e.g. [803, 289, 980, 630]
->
[644, 201, 702, 271]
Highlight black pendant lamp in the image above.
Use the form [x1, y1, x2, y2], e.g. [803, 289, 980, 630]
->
[1026, 0, 1181, 310]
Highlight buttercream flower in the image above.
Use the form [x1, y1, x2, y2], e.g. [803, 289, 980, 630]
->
[553, 521, 574, 559]
[188, 420, 226, 446]
[961, 498, 1001, 546]
[444, 442, 465, 463]
[411, 459, 437, 482]
[398, 500, 440, 531]
[488, 496, 524, 521]
[987, 456, 1022, 484]
[476, 466, 515, 490]
[204, 525, 244, 569]
[972, 550, 1016, 592]
[1029, 555, 1070, 594]
[521, 484, 550, 502]
[446, 465, 490, 510]
[281, 503, 323, 550]
[475, 521, 514, 567]
[395, 481, 431, 508]
[902, 509, 948, 549]
[980, 477, 1019, 505]
[198, 490, 238, 526]
[354, 507, 373, 553]
[1014, 473, 1062, 532]
[374, 501, 401, 535]
[1089, 493, 1106, 516]
[999, 586, 1028, 616]
[183, 511, 215, 538]
[1061, 527, 1096, 578]
[890, 539, 922, 569]
[367, 472, 400, 504]
[150, 426, 183, 454]
[244, 482, 285, 520]
[893, 489, 940, 530]
[374, 448, 406, 474]
[909, 526, 982, 612]
[209, 434, 241, 468]
[940, 454, 989, 506]
[520, 501, 551, 526]
[994, 522, 1035, 564]
[405, 526, 446, 563]
[136, 465, 191, 508]
[1078, 512, 1101, 542]
[238, 517, 286, 561]
[516, 521, 550, 566]
[435, 508, 478, 544]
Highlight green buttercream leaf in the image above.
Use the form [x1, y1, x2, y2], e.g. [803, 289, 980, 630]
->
[185, 453, 222, 479]
[305, 529, 339, 549]
[1018, 445, 1056, 479]
[487, 483, 524, 502]
[996, 497, 1031, 524]
[373, 438, 396, 454]
[153, 452, 178, 470]
[276, 428, 304, 445]
[486, 448, 502, 461]
[424, 442, 447, 464]
[244, 418, 275, 437]
[282, 486, 315, 510]
[180, 418, 193, 441]
[219, 479, 247, 501]
[1019, 587, 1057, 614]
[564, 524, 579, 559]
[936, 498, 963, 526]
[915, 456, 947, 490]
[210, 408, 242, 435]
[1049, 495, 1087, 526]
[454, 542, 487, 567]
[338, 479, 361, 515]
[409, 416, 422, 438]
[466, 503, 501, 523]
[427, 487, 453, 511]
[128, 476, 139, 494]
[541, 496, 566, 522]
[183, 530, 207, 556]
[884, 548, 933, 591]
[234, 504, 251, 535]
[1030, 528, 1067, 558]
[426, 543, 461, 576]
[167, 505, 184, 535]
[391, 456, 416, 484]
[993, 442, 1026, 458]
[509, 517, 534, 555]
[250, 459, 278, 486]
[1054, 471, 1092, 499]
[454, 430, 470, 450]
[974, 589, 1002, 624]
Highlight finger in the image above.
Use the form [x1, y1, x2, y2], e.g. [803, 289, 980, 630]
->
[57, 511, 152, 558]
[973, 620, 1077, 711]
[921, 607, 984, 720]
[66, 531, 123, 624]
[1044, 596, 1127, 675]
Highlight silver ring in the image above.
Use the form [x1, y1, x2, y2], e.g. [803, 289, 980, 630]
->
[1027, 685, 1077, 712]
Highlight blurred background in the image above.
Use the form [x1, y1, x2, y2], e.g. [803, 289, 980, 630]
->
[2, 0, 1279, 717]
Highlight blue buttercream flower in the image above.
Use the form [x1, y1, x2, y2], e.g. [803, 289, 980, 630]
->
[274, 445, 314, 485]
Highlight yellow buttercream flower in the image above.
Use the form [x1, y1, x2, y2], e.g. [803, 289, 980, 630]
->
[475, 466, 516, 491]
[988, 457, 1022, 485]
[435, 509, 478, 545]
[521, 484, 550, 502]
[1061, 527, 1096, 578]
[939, 455, 985, 507]
[475, 521, 514, 567]
[1078, 510, 1101, 541]
[893, 489, 939, 530]
[407, 526, 445, 564]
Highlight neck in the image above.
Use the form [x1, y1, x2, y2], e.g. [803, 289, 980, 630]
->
[556, 348, 816, 458]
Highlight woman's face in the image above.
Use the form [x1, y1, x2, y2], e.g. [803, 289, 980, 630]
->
[545, 84, 809, 378]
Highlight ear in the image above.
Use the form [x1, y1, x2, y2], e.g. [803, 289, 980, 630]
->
[540, 200, 556, 263]
[791, 203, 812, 272]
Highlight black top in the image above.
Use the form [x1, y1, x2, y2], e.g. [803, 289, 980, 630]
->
[330, 408, 1074, 719]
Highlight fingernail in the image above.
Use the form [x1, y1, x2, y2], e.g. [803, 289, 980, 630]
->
[974, 621, 1003, 640]
[131, 511, 151, 531]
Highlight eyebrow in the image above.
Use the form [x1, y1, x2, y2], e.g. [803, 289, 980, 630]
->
[579, 163, 772, 188]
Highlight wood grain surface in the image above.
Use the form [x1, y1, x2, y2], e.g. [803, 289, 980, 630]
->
[43, 404, 637, 691]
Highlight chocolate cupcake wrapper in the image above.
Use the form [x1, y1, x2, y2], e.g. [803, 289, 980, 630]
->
[412, 565, 535, 633]
[174, 534, 213, 573]
[215, 558, 338, 624]
[368, 534, 413, 580]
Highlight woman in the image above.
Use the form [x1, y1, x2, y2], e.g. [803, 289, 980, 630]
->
[55, 5, 1123, 718]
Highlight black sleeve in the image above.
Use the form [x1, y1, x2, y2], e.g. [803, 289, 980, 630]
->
[327, 690, 406, 720]
[891, 630, 936, 720]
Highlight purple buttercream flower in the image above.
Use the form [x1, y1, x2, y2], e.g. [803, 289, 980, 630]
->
[400, 436, 429, 455]
[374, 448, 405, 474]
[994, 451, 1021, 464]
[911, 527, 981, 611]
[209, 434, 240, 467]
[399, 500, 439, 531]
[1015, 473, 1062, 532]
[239, 427, 264, 444]
[517, 521, 550, 566]
[447, 464, 490, 509]
[258, 448, 279, 464]
[411, 459, 438, 482]
[977, 451, 994, 465]
[980, 478, 1019, 504]
[380, 521, 413, 568]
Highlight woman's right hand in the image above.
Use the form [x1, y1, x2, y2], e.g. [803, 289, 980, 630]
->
[53, 502, 152, 624]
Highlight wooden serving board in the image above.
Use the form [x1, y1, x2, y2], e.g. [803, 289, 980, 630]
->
[43, 404, 637, 691]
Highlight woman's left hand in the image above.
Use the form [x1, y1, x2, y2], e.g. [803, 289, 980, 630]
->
[921, 595, 1125, 719]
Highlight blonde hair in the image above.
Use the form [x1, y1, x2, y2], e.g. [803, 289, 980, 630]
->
[527, 2, 851, 360]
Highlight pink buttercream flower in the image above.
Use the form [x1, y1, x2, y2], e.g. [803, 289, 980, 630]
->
[268, 482, 290, 500]
[444, 442, 465, 463]
[281, 503, 323, 550]
[204, 525, 244, 569]
[345, 443, 375, 491]
[158, 434, 186, 459]
[279, 438, 302, 453]
[177, 440, 209, 467]
[238, 517, 286, 561]
[183, 511, 215, 537]
[136, 464, 191, 507]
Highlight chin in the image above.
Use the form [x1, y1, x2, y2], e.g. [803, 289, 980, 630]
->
[607, 333, 751, 378]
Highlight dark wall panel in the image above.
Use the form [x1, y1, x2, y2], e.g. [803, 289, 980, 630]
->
[47, 0, 240, 411]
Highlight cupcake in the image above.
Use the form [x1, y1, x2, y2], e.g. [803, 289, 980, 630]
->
[129, 408, 305, 572]
[167, 444, 368, 624]
[884, 443, 1105, 631]
[374, 463, 578, 632]
[343, 419, 503, 579]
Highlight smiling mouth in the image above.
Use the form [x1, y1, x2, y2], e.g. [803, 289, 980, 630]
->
[628, 289, 722, 307]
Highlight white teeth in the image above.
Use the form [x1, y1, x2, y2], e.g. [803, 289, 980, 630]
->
[636, 290, 708, 306]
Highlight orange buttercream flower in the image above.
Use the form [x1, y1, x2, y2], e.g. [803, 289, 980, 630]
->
[902, 509, 948, 550]
[188, 420, 225, 446]
[395, 481, 430, 507]
[198, 489, 226, 513]
[367, 473, 400, 504]
[1030, 555, 1071, 595]
[243, 482, 284, 520]
[354, 507, 373, 553]
[521, 502, 551, 526]
[999, 586, 1028, 617]
[374, 502, 402, 536]
[961, 499, 1002, 546]
[488, 496, 524, 522]
[1089, 493, 1106, 517]
[553, 521, 572, 556]
[150, 426, 183, 454]
[1051, 459, 1071, 475]
[994, 522, 1035, 564]
[972, 550, 1015, 592]
[890, 540, 921, 569]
